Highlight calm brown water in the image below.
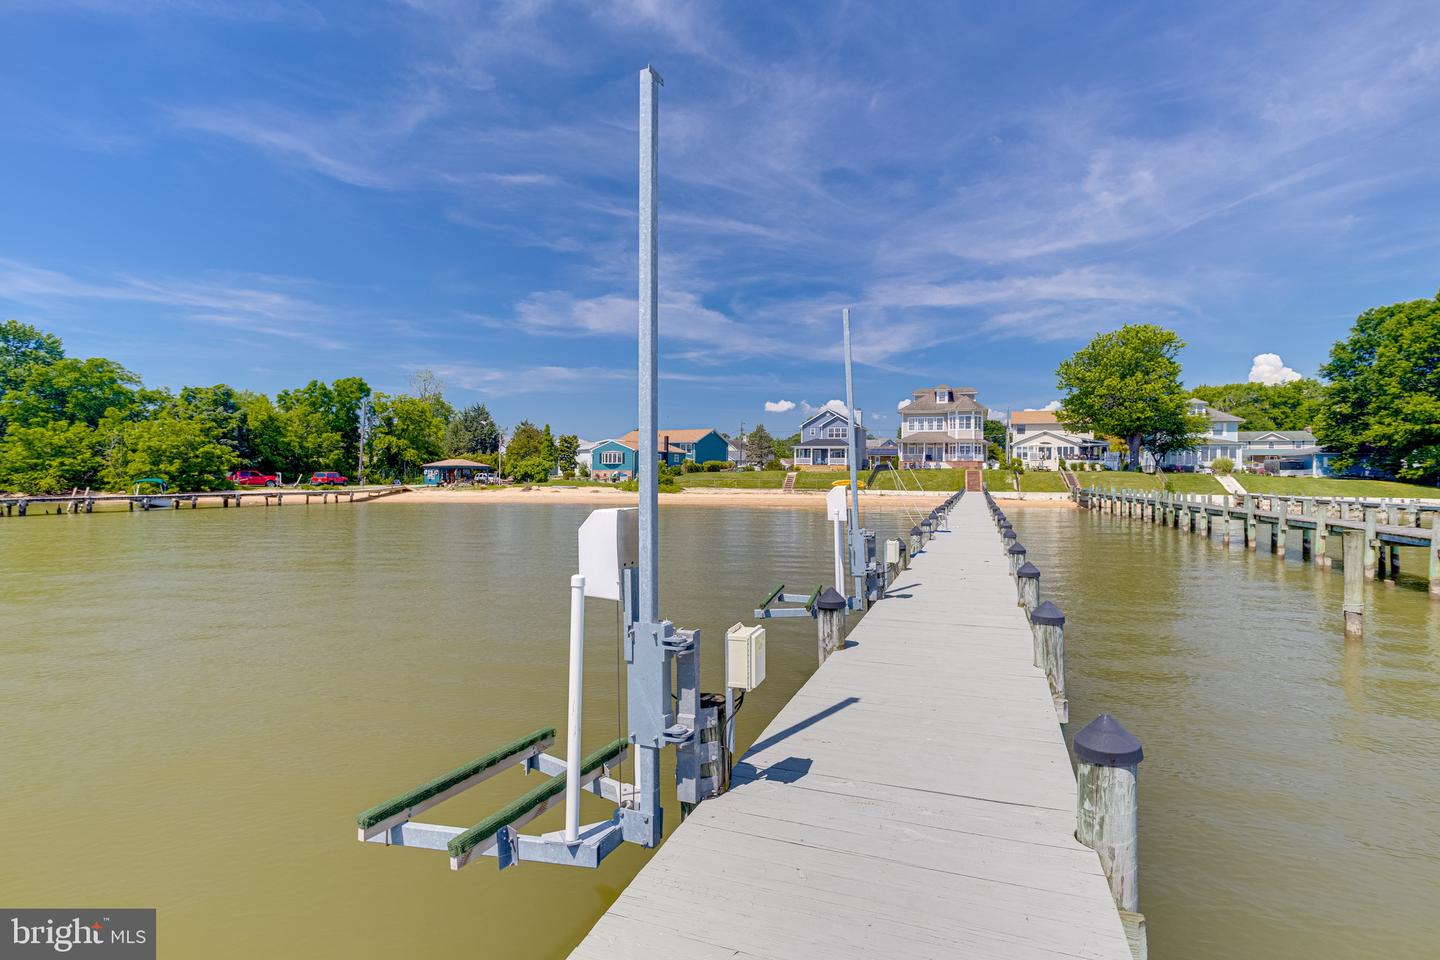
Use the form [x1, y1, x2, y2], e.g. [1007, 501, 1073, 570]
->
[1012, 506, 1440, 960]
[0, 500, 925, 958]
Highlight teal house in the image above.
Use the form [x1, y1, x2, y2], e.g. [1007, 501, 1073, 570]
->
[590, 428, 730, 480]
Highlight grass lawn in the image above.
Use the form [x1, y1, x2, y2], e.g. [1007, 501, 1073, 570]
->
[675, 468, 970, 492]
[1234, 474, 1440, 499]
[1074, 471, 1226, 495]
[980, 470, 1071, 493]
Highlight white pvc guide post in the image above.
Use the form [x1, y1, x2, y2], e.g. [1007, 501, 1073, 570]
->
[565, 573, 586, 843]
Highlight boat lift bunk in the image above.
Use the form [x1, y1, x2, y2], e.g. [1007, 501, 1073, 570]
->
[353, 505, 718, 872]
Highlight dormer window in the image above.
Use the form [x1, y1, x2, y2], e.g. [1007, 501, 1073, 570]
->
[935, 390, 950, 403]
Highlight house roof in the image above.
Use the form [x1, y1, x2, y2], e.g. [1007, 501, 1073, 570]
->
[1239, 430, 1316, 442]
[1009, 410, 1061, 426]
[421, 458, 492, 469]
[900, 394, 985, 414]
[619, 428, 718, 446]
[591, 438, 636, 451]
[793, 437, 853, 449]
[1189, 398, 1243, 422]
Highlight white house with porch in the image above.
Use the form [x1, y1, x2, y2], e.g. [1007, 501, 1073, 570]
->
[1158, 398, 1244, 470]
[1006, 410, 1108, 469]
[897, 385, 988, 468]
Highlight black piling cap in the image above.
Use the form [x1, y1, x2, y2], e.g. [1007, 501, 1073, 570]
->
[815, 587, 847, 612]
[1074, 713, 1143, 766]
[910, 526, 923, 536]
[1016, 561, 1040, 579]
[1007, 542, 1027, 556]
[1030, 600, 1064, 626]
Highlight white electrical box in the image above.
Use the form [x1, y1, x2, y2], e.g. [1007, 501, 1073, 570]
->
[578, 507, 638, 601]
[725, 622, 767, 691]
[884, 538, 901, 564]
[825, 485, 849, 521]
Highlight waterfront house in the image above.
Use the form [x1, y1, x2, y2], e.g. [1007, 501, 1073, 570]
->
[1158, 398, 1244, 471]
[897, 385, 987, 468]
[618, 428, 730, 466]
[421, 458, 493, 485]
[1239, 430, 1340, 476]
[1006, 410, 1108, 469]
[792, 406, 866, 469]
[866, 440, 900, 467]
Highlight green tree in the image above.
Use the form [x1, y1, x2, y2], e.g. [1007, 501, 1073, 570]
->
[555, 433, 579, 476]
[103, 414, 238, 491]
[0, 319, 65, 404]
[1188, 379, 1326, 431]
[1316, 293, 1440, 484]
[444, 403, 502, 457]
[0, 356, 143, 429]
[276, 377, 371, 472]
[508, 455, 552, 483]
[983, 418, 1007, 460]
[746, 423, 775, 466]
[368, 392, 447, 481]
[503, 420, 552, 475]
[1056, 324, 1206, 470]
[0, 420, 105, 492]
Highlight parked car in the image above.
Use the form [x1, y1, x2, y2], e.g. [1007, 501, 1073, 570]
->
[229, 469, 279, 487]
[309, 471, 348, 486]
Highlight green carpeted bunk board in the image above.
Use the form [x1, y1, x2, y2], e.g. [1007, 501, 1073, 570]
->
[447, 738, 628, 860]
[356, 726, 556, 830]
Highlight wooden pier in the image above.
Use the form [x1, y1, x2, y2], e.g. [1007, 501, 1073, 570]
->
[1079, 487, 1440, 597]
[571, 493, 1139, 960]
[0, 484, 411, 517]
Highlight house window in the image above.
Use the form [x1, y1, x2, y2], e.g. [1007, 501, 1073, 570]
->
[935, 390, 949, 403]
[825, 425, 847, 439]
[600, 451, 624, 465]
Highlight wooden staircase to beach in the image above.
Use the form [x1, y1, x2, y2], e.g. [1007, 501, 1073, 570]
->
[965, 467, 982, 491]
[782, 471, 798, 493]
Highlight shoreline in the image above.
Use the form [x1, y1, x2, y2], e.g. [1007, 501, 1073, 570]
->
[374, 486, 1077, 510]
[374, 486, 940, 510]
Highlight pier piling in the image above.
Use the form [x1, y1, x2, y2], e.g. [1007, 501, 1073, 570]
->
[1343, 530, 1364, 639]
[815, 588, 846, 664]
[1015, 561, 1039, 614]
[1030, 600, 1067, 723]
[1074, 714, 1143, 915]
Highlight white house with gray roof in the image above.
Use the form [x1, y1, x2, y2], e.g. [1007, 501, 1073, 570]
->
[1157, 398, 1244, 470]
[897, 385, 988, 468]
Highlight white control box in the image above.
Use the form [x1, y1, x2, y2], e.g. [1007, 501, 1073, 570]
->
[725, 622, 767, 691]
[578, 507, 638, 601]
[884, 538, 902, 564]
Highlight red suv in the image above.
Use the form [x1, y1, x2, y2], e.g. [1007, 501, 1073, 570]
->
[310, 471, 348, 486]
[229, 469, 279, 487]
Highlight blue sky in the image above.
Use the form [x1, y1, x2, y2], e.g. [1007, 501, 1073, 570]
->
[3, 1, 1440, 438]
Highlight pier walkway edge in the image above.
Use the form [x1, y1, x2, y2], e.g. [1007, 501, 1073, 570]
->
[570, 493, 1134, 960]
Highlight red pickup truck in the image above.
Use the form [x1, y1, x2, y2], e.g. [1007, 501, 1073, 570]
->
[309, 471, 348, 486]
[229, 469, 279, 487]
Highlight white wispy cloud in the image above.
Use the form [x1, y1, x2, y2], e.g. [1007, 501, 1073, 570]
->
[763, 399, 795, 412]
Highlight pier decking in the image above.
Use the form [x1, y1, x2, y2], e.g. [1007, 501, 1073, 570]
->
[571, 494, 1134, 959]
[0, 484, 410, 516]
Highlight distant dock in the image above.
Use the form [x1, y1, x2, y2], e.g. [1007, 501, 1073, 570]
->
[571, 493, 1141, 959]
[0, 484, 411, 517]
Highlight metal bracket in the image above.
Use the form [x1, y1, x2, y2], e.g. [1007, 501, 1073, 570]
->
[495, 825, 519, 870]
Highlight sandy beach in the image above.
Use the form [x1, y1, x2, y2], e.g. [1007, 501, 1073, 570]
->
[374, 485, 1075, 510]
[375, 485, 942, 510]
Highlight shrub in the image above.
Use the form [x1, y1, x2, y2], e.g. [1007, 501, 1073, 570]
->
[763, 458, 784, 471]
[577, 463, 590, 478]
[1212, 456, 1234, 475]
[681, 460, 700, 473]
[508, 456, 552, 484]
[702, 460, 729, 472]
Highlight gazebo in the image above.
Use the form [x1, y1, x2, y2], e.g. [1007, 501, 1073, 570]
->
[421, 458, 494, 485]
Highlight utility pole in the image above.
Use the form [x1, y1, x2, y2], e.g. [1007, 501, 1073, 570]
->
[842, 308, 864, 605]
[738, 421, 745, 468]
[629, 64, 666, 848]
[357, 398, 369, 486]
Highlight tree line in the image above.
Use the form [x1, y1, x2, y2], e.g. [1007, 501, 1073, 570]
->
[1052, 291, 1439, 484]
[0, 320, 579, 493]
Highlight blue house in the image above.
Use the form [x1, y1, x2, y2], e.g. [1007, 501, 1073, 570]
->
[792, 406, 867, 469]
[619, 428, 730, 466]
[590, 439, 640, 480]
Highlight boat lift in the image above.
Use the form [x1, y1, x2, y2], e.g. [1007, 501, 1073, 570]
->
[352, 66, 748, 875]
